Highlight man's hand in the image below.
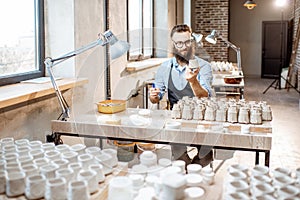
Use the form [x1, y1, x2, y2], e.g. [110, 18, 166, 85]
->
[149, 87, 161, 103]
[186, 67, 200, 83]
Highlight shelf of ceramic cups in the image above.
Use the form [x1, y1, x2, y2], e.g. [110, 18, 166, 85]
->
[223, 164, 300, 200]
[106, 150, 216, 200]
[171, 97, 272, 125]
[0, 137, 125, 200]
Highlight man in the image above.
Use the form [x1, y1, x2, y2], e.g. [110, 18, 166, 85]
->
[149, 24, 213, 167]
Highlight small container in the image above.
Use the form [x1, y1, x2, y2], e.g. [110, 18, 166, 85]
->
[25, 174, 46, 200]
[78, 154, 95, 170]
[184, 187, 205, 200]
[45, 177, 67, 200]
[140, 151, 157, 167]
[68, 180, 90, 200]
[114, 141, 135, 162]
[70, 144, 86, 155]
[102, 148, 118, 167]
[77, 170, 98, 194]
[108, 176, 133, 200]
[6, 171, 26, 197]
[89, 164, 105, 183]
[44, 150, 61, 161]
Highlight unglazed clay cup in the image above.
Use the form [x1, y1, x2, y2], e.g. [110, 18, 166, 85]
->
[45, 177, 67, 200]
[88, 164, 105, 183]
[6, 171, 26, 197]
[0, 170, 6, 194]
[55, 144, 70, 153]
[70, 144, 86, 155]
[85, 146, 101, 157]
[40, 164, 59, 179]
[251, 165, 269, 176]
[108, 176, 133, 200]
[68, 180, 90, 200]
[95, 153, 114, 175]
[101, 148, 118, 167]
[78, 153, 95, 170]
[55, 168, 74, 184]
[51, 158, 69, 169]
[61, 151, 78, 164]
[250, 182, 275, 197]
[25, 174, 46, 200]
[22, 163, 39, 177]
[77, 170, 98, 194]
[44, 150, 61, 161]
[187, 164, 202, 175]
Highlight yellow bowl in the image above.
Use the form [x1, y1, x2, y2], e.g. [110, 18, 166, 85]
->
[96, 100, 126, 114]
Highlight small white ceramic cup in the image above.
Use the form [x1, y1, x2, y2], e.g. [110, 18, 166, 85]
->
[228, 164, 249, 175]
[0, 170, 7, 194]
[184, 187, 205, 200]
[45, 177, 67, 200]
[17, 146, 32, 157]
[89, 164, 105, 183]
[28, 140, 43, 150]
[51, 158, 69, 169]
[277, 185, 300, 199]
[55, 144, 70, 153]
[172, 160, 186, 174]
[61, 151, 78, 164]
[55, 168, 74, 184]
[161, 173, 186, 200]
[44, 150, 61, 161]
[108, 176, 133, 200]
[251, 182, 275, 197]
[29, 149, 45, 159]
[40, 164, 59, 179]
[128, 174, 144, 191]
[68, 162, 83, 179]
[251, 165, 269, 176]
[6, 171, 26, 197]
[25, 174, 46, 200]
[33, 157, 49, 168]
[78, 153, 95, 170]
[224, 192, 251, 200]
[14, 139, 29, 147]
[226, 179, 249, 194]
[0, 137, 14, 147]
[18, 155, 34, 167]
[140, 151, 157, 167]
[158, 158, 172, 167]
[68, 180, 90, 200]
[85, 146, 101, 157]
[95, 153, 114, 175]
[101, 148, 118, 167]
[187, 163, 202, 174]
[77, 170, 98, 194]
[70, 144, 86, 155]
[185, 174, 203, 187]
[22, 163, 39, 177]
[41, 143, 55, 151]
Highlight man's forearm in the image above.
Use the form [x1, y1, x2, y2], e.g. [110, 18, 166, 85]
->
[189, 80, 209, 97]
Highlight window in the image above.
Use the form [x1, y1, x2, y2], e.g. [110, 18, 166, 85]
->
[0, 0, 44, 86]
[127, 0, 153, 61]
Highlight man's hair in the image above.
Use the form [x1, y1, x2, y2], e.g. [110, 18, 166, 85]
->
[170, 24, 192, 38]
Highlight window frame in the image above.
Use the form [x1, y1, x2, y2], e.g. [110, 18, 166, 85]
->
[0, 0, 45, 86]
[127, 0, 154, 61]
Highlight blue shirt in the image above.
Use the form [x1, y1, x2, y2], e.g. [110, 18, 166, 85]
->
[154, 56, 213, 99]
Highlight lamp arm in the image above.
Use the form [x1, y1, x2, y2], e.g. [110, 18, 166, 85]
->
[44, 37, 107, 121]
[219, 35, 242, 75]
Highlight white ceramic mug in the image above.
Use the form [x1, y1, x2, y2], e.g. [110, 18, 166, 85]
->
[77, 170, 98, 194]
[88, 164, 105, 183]
[25, 174, 46, 200]
[6, 171, 26, 197]
[68, 180, 90, 200]
[108, 176, 133, 200]
[45, 177, 67, 200]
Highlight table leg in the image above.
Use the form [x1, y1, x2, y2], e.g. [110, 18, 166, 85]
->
[265, 151, 270, 167]
[255, 151, 259, 165]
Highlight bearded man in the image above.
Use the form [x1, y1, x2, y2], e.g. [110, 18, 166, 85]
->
[149, 24, 213, 167]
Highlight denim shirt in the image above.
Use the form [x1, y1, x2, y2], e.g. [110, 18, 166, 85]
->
[154, 56, 213, 100]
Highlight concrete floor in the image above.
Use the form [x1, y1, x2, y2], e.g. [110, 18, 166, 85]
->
[63, 77, 300, 171]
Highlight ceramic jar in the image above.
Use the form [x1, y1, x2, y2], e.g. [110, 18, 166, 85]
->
[171, 104, 181, 119]
[6, 171, 26, 197]
[77, 170, 98, 194]
[227, 106, 238, 123]
[108, 176, 133, 200]
[160, 173, 186, 200]
[250, 107, 262, 124]
[45, 177, 67, 200]
[262, 105, 272, 121]
[193, 105, 204, 120]
[204, 106, 216, 121]
[68, 180, 90, 200]
[238, 107, 250, 124]
[140, 151, 157, 167]
[182, 104, 193, 120]
[25, 174, 46, 200]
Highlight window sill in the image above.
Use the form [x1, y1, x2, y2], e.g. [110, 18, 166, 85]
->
[0, 78, 88, 109]
[126, 58, 169, 72]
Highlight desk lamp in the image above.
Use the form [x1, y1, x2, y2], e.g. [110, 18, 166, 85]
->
[45, 30, 130, 121]
[205, 30, 242, 75]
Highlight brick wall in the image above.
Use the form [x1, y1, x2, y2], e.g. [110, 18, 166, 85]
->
[192, 0, 229, 61]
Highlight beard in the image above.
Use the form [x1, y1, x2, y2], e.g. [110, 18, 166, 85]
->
[173, 44, 195, 65]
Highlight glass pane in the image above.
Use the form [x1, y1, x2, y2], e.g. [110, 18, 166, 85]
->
[128, 0, 142, 58]
[143, 0, 153, 57]
[0, 0, 36, 77]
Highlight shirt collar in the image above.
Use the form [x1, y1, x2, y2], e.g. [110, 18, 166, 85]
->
[172, 57, 186, 72]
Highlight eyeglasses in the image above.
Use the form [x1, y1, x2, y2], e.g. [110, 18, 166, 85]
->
[172, 39, 192, 49]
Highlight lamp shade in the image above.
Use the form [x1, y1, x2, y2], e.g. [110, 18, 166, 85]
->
[110, 40, 131, 60]
[243, 0, 257, 10]
[192, 33, 203, 44]
[205, 30, 218, 44]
